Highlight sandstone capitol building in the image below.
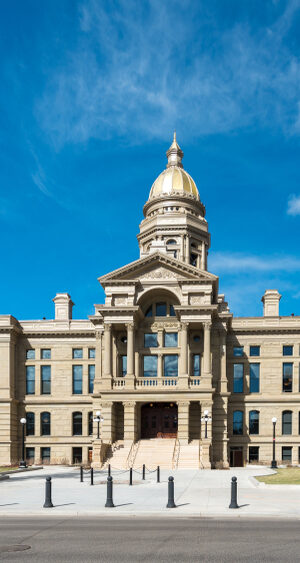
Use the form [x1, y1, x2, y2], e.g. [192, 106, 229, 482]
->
[1, 134, 300, 469]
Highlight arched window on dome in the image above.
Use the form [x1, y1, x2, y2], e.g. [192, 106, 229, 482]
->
[166, 238, 179, 259]
[190, 253, 197, 267]
[166, 239, 177, 245]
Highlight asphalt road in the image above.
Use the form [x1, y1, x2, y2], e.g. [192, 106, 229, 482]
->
[0, 517, 298, 562]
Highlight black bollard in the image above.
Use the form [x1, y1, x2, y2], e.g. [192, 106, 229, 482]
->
[142, 464, 146, 480]
[108, 464, 111, 477]
[43, 476, 53, 508]
[129, 467, 133, 486]
[229, 476, 239, 509]
[80, 466, 83, 483]
[157, 466, 160, 483]
[105, 476, 115, 508]
[166, 476, 176, 508]
[90, 467, 94, 486]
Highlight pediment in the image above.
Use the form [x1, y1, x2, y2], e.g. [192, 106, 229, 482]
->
[99, 252, 217, 284]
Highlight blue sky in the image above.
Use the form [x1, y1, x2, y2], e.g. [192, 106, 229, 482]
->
[1, 0, 300, 319]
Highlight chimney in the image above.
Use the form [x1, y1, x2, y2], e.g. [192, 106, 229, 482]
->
[261, 290, 281, 317]
[53, 293, 74, 320]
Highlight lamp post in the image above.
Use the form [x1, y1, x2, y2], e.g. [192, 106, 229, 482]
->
[93, 411, 104, 440]
[271, 417, 277, 469]
[19, 417, 27, 468]
[201, 409, 212, 439]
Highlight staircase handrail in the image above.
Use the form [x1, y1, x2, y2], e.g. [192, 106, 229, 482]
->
[127, 440, 140, 469]
[172, 437, 180, 470]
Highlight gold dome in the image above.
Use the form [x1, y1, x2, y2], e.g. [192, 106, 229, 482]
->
[149, 133, 200, 201]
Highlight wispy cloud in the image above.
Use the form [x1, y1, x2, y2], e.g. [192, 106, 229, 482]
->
[209, 252, 300, 273]
[287, 194, 300, 215]
[35, 0, 300, 148]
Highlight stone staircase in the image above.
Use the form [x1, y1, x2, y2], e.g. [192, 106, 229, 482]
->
[176, 440, 200, 469]
[101, 441, 133, 469]
[132, 439, 176, 469]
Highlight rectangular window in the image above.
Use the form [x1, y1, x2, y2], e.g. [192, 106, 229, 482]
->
[88, 412, 93, 436]
[164, 333, 178, 347]
[169, 305, 176, 317]
[249, 446, 259, 463]
[41, 349, 51, 359]
[298, 446, 300, 463]
[88, 348, 96, 359]
[120, 356, 127, 377]
[88, 365, 95, 392]
[282, 446, 292, 462]
[26, 447, 35, 464]
[250, 346, 260, 357]
[72, 447, 82, 464]
[283, 345, 293, 356]
[73, 348, 83, 359]
[283, 363, 293, 392]
[26, 349, 35, 360]
[163, 355, 178, 377]
[233, 346, 244, 357]
[144, 333, 158, 347]
[143, 355, 158, 377]
[233, 364, 244, 393]
[193, 354, 201, 377]
[72, 365, 83, 394]
[233, 411, 243, 435]
[250, 364, 260, 393]
[41, 365, 51, 394]
[26, 366, 35, 394]
[41, 447, 51, 464]
[156, 302, 167, 316]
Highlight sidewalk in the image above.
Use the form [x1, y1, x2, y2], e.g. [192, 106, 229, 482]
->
[1, 465, 300, 518]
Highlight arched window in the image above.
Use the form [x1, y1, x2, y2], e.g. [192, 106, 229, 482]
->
[88, 412, 93, 436]
[282, 410, 292, 435]
[166, 239, 177, 245]
[41, 412, 51, 436]
[249, 410, 259, 435]
[190, 253, 197, 267]
[26, 412, 35, 436]
[72, 412, 82, 436]
[233, 410, 243, 435]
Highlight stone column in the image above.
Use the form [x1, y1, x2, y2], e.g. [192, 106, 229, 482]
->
[104, 324, 112, 376]
[177, 402, 190, 444]
[158, 353, 163, 379]
[185, 235, 190, 264]
[93, 330, 102, 394]
[123, 402, 137, 443]
[203, 322, 211, 375]
[180, 323, 188, 375]
[126, 323, 135, 376]
[201, 241, 205, 269]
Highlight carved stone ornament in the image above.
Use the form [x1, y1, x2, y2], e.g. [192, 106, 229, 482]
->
[151, 321, 179, 329]
[190, 295, 204, 305]
[114, 297, 127, 305]
[139, 267, 180, 280]
[100, 402, 113, 409]
[122, 401, 136, 408]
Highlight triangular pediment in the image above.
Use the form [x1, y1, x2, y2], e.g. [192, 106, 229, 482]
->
[99, 252, 217, 284]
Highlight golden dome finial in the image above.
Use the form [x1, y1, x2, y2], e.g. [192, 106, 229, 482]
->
[166, 131, 183, 168]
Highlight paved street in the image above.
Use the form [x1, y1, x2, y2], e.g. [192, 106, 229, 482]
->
[1, 465, 300, 518]
[0, 517, 299, 562]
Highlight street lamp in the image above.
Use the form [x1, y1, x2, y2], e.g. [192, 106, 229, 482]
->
[93, 410, 104, 440]
[271, 417, 277, 469]
[19, 417, 27, 468]
[201, 409, 212, 439]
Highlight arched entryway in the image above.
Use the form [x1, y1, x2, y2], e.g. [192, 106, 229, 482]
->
[141, 402, 178, 438]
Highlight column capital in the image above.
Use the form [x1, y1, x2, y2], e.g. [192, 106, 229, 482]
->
[203, 321, 212, 331]
[100, 401, 113, 409]
[122, 401, 136, 408]
[126, 322, 135, 331]
[104, 323, 112, 332]
[180, 322, 189, 331]
[177, 401, 190, 408]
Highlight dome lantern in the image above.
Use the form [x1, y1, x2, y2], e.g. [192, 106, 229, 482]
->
[166, 131, 183, 168]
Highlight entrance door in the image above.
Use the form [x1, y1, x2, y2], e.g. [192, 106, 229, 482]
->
[230, 447, 243, 467]
[141, 403, 178, 438]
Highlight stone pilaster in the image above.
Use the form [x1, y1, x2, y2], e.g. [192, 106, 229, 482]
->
[177, 401, 190, 443]
[123, 402, 137, 443]
[93, 330, 102, 394]
[178, 323, 189, 389]
[100, 401, 114, 443]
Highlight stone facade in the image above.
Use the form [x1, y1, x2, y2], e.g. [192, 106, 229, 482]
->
[0, 135, 299, 468]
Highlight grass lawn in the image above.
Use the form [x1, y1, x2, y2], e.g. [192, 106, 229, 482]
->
[0, 466, 18, 473]
[256, 467, 300, 484]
